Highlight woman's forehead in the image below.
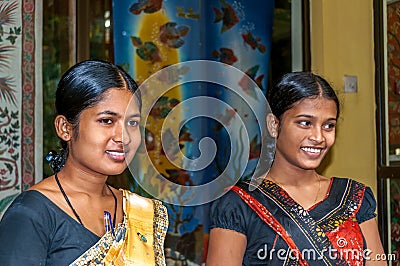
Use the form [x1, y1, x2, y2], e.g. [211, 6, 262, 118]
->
[287, 97, 338, 115]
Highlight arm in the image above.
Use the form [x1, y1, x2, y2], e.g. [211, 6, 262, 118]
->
[206, 228, 247, 266]
[359, 218, 387, 266]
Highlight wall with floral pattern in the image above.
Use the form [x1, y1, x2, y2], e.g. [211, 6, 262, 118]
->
[0, 0, 42, 217]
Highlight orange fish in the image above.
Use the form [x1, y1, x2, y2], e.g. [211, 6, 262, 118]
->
[241, 32, 266, 53]
[215, 108, 237, 131]
[213, 0, 239, 33]
[238, 65, 265, 99]
[129, 0, 163, 15]
[157, 65, 190, 84]
[165, 169, 193, 186]
[130, 36, 162, 63]
[211, 47, 238, 65]
[160, 128, 182, 160]
[179, 125, 194, 142]
[149, 96, 179, 119]
[249, 135, 261, 160]
[159, 22, 190, 48]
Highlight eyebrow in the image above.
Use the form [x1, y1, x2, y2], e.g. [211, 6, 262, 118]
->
[126, 113, 141, 119]
[97, 111, 141, 118]
[295, 114, 337, 121]
[97, 110, 119, 117]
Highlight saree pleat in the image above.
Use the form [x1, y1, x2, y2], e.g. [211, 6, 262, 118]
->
[70, 190, 168, 266]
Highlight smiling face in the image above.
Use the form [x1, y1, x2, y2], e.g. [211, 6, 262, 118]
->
[67, 88, 141, 176]
[272, 96, 338, 171]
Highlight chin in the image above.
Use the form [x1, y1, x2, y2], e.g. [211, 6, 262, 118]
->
[107, 165, 128, 176]
[301, 162, 323, 170]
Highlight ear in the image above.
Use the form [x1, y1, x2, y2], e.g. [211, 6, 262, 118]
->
[266, 113, 279, 138]
[54, 115, 72, 141]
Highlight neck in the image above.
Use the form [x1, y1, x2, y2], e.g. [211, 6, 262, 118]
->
[56, 166, 110, 197]
[267, 166, 317, 186]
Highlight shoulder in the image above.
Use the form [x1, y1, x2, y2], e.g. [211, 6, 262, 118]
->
[332, 177, 364, 185]
[28, 176, 57, 194]
[211, 185, 247, 210]
[5, 190, 51, 213]
[1, 190, 59, 228]
[332, 177, 377, 222]
[209, 184, 256, 234]
[331, 177, 369, 193]
[331, 177, 374, 200]
[0, 191, 56, 242]
[210, 187, 250, 218]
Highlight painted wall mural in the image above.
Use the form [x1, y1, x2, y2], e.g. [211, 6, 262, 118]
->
[0, 0, 41, 217]
[113, 0, 274, 264]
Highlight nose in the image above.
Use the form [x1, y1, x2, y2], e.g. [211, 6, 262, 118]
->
[113, 121, 131, 145]
[309, 126, 325, 143]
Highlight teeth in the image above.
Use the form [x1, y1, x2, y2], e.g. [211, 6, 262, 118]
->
[301, 147, 322, 154]
[106, 151, 124, 156]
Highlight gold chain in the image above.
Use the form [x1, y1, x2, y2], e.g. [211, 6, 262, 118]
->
[314, 174, 321, 204]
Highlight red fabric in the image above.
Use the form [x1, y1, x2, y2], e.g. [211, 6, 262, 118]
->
[231, 185, 309, 266]
[325, 217, 364, 266]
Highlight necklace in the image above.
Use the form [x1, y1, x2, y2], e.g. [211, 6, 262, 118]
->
[270, 173, 321, 205]
[314, 174, 321, 204]
[55, 173, 117, 229]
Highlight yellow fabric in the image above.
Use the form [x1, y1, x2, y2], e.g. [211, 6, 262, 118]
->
[70, 190, 168, 266]
[104, 190, 156, 265]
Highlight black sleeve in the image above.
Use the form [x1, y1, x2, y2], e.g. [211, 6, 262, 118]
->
[356, 186, 377, 224]
[209, 189, 251, 235]
[0, 194, 50, 265]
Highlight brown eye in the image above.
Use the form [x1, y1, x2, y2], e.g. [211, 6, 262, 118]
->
[298, 121, 311, 127]
[323, 123, 336, 130]
[99, 118, 113, 124]
[127, 120, 139, 127]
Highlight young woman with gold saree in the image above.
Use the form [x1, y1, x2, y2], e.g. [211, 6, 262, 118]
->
[0, 60, 168, 265]
[206, 72, 386, 265]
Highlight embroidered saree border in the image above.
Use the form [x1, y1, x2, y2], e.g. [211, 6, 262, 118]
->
[152, 199, 168, 266]
[232, 185, 308, 266]
[244, 181, 337, 265]
[70, 226, 124, 265]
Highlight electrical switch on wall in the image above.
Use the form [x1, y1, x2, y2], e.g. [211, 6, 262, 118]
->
[344, 75, 358, 93]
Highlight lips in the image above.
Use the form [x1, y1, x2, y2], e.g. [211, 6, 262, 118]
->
[106, 150, 126, 161]
[301, 147, 323, 154]
[300, 146, 325, 158]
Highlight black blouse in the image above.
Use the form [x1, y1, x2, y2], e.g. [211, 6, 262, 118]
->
[209, 177, 377, 266]
[0, 190, 100, 265]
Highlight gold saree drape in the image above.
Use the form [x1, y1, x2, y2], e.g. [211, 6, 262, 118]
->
[71, 190, 168, 266]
